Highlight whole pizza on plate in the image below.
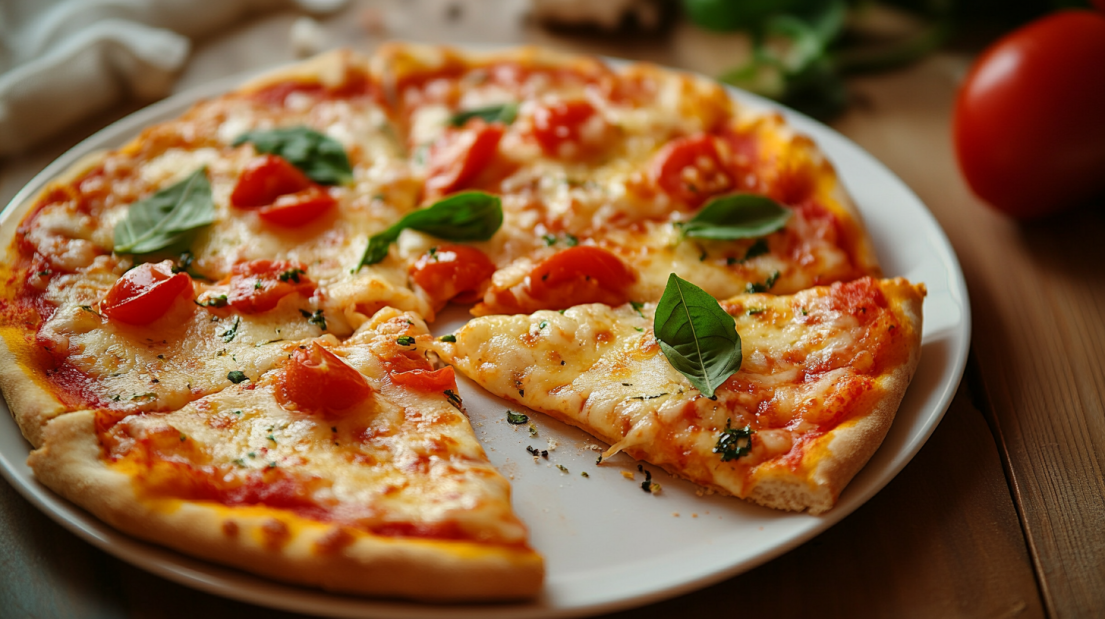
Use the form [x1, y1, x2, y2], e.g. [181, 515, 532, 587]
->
[0, 43, 924, 601]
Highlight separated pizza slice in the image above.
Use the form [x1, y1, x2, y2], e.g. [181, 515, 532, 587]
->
[27, 306, 543, 600]
[438, 277, 924, 514]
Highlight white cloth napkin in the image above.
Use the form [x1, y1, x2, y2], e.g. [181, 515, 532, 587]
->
[0, 0, 345, 156]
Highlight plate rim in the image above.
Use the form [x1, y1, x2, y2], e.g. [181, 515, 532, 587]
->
[0, 52, 971, 619]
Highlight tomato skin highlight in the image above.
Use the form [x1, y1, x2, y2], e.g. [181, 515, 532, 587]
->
[231, 155, 313, 207]
[526, 246, 635, 310]
[650, 134, 733, 208]
[954, 10, 1105, 218]
[425, 120, 504, 199]
[227, 260, 314, 313]
[409, 244, 496, 311]
[101, 261, 194, 326]
[258, 185, 336, 227]
[280, 342, 373, 414]
[390, 367, 458, 393]
[531, 100, 602, 158]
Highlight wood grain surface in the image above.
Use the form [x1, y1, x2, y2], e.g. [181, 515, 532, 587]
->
[838, 58, 1105, 618]
[2, 1, 1100, 616]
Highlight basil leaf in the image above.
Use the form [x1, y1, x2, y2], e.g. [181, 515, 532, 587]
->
[114, 168, 216, 255]
[653, 273, 742, 399]
[677, 194, 791, 241]
[233, 126, 353, 185]
[357, 191, 503, 268]
[448, 103, 518, 127]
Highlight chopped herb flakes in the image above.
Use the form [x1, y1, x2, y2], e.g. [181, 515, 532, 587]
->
[279, 268, 305, 283]
[528, 423, 538, 437]
[438, 334, 457, 343]
[396, 335, 416, 346]
[197, 295, 228, 308]
[506, 410, 529, 425]
[629, 392, 668, 401]
[444, 389, 462, 410]
[79, 305, 100, 316]
[538, 321, 548, 330]
[542, 234, 557, 246]
[221, 316, 241, 343]
[746, 270, 781, 294]
[581, 471, 590, 478]
[747, 308, 765, 315]
[630, 301, 646, 319]
[556, 464, 569, 474]
[744, 238, 770, 260]
[227, 370, 248, 384]
[525, 445, 550, 459]
[714, 419, 754, 461]
[300, 308, 327, 330]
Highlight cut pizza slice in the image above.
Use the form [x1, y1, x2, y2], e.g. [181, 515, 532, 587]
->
[27, 306, 543, 600]
[368, 44, 880, 315]
[438, 276, 925, 514]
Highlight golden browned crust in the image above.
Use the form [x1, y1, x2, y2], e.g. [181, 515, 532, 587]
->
[746, 279, 925, 514]
[236, 48, 371, 94]
[0, 151, 109, 446]
[28, 411, 543, 601]
[0, 332, 68, 448]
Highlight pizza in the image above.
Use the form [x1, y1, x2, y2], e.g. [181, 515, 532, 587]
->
[28, 308, 543, 599]
[0, 42, 924, 599]
[439, 277, 925, 514]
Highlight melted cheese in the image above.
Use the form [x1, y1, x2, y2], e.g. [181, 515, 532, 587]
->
[102, 308, 527, 544]
[442, 279, 923, 503]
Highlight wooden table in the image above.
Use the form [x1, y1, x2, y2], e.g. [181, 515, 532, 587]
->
[1, 2, 1101, 617]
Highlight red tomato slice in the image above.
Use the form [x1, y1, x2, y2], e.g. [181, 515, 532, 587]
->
[425, 120, 504, 199]
[390, 367, 458, 393]
[258, 185, 336, 227]
[280, 342, 373, 413]
[100, 261, 194, 326]
[649, 134, 733, 208]
[527, 246, 635, 309]
[231, 155, 313, 208]
[227, 260, 314, 313]
[531, 100, 603, 158]
[409, 244, 496, 311]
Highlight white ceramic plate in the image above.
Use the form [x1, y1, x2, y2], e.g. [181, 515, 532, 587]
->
[0, 62, 970, 618]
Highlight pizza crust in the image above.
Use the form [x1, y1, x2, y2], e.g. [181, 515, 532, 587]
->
[28, 410, 544, 601]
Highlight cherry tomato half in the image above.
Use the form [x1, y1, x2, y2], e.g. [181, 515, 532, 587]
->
[954, 10, 1105, 218]
[424, 120, 504, 199]
[280, 342, 373, 413]
[390, 366, 458, 393]
[101, 261, 194, 326]
[258, 185, 337, 227]
[227, 260, 314, 313]
[526, 246, 635, 309]
[650, 134, 733, 208]
[231, 155, 313, 207]
[531, 100, 605, 158]
[409, 244, 497, 311]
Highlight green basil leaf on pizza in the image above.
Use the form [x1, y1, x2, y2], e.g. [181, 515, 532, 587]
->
[653, 273, 743, 399]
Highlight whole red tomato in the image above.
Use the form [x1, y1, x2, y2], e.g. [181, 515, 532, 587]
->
[953, 10, 1105, 218]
